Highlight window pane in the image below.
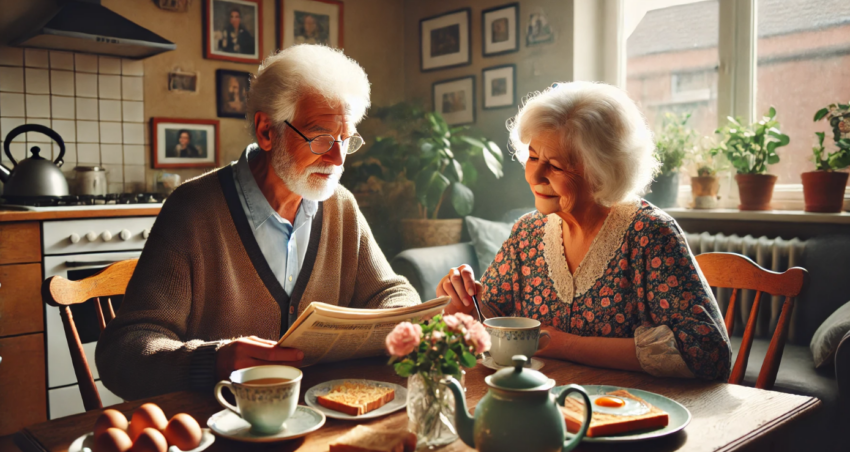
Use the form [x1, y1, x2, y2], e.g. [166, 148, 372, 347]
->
[756, 0, 850, 184]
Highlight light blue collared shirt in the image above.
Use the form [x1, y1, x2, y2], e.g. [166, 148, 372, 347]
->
[233, 145, 317, 294]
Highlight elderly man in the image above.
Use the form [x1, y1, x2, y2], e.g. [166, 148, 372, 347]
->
[97, 45, 420, 400]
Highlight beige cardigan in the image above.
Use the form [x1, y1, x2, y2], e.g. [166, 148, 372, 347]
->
[96, 164, 419, 400]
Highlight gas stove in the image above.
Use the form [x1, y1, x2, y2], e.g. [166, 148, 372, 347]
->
[0, 193, 164, 211]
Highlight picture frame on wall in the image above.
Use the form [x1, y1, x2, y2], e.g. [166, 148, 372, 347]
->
[482, 64, 516, 110]
[420, 8, 471, 72]
[216, 69, 251, 118]
[482, 3, 519, 57]
[204, 0, 263, 64]
[433, 76, 475, 126]
[151, 118, 220, 169]
[279, 0, 344, 49]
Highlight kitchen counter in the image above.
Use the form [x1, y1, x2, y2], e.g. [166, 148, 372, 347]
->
[0, 205, 162, 222]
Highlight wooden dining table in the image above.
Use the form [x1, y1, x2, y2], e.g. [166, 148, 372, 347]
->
[15, 357, 819, 452]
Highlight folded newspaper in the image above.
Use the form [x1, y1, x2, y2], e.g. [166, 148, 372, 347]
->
[276, 296, 450, 366]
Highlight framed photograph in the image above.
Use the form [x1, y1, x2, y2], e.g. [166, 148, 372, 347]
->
[482, 64, 516, 110]
[151, 118, 220, 169]
[482, 3, 519, 57]
[216, 69, 251, 118]
[433, 76, 475, 126]
[204, 0, 263, 63]
[420, 8, 471, 72]
[168, 70, 198, 92]
[279, 0, 344, 49]
[526, 9, 554, 46]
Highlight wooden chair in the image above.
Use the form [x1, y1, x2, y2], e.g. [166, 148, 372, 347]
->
[41, 259, 138, 412]
[696, 252, 807, 390]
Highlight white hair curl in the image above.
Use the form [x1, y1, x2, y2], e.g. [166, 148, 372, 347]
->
[246, 44, 371, 137]
[507, 81, 659, 206]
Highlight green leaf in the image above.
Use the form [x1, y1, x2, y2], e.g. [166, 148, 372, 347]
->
[450, 182, 474, 216]
[459, 135, 487, 149]
[767, 106, 776, 118]
[425, 172, 451, 213]
[441, 360, 460, 376]
[394, 360, 415, 377]
[486, 141, 504, 163]
[482, 145, 504, 178]
[446, 159, 463, 183]
[444, 348, 457, 362]
[461, 161, 478, 186]
[460, 351, 477, 368]
[814, 108, 830, 122]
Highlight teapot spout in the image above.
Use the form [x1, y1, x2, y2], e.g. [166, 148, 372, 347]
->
[0, 163, 9, 183]
[443, 376, 475, 449]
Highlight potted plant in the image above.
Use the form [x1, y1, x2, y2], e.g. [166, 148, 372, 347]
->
[712, 107, 790, 211]
[804, 103, 850, 212]
[686, 136, 728, 209]
[645, 112, 696, 208]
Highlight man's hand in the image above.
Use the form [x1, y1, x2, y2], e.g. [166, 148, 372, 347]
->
[215, 336, 304, 381]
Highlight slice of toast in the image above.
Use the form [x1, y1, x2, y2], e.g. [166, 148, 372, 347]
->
[560, 389, 669, 437]
[316, 382, 395, 416]
[329, 425, 416, 452]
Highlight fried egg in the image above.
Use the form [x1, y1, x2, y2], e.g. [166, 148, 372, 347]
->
[588, 395, 650, 416]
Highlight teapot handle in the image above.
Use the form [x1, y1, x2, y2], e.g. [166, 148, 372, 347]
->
[3, 124, 66, 167]
[557, 385, 592, 452]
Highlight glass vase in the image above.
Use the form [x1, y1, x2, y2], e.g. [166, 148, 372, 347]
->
[406, 371, 465, 450]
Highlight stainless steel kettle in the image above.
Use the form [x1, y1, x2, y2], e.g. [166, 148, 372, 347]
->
[0, 124, 70, 199]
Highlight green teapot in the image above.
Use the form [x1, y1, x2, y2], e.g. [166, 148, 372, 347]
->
[443, 355, 592, 452]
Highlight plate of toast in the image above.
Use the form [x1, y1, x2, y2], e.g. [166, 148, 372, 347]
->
[554, 385, 691, 442]
[305, 379, 408, 420]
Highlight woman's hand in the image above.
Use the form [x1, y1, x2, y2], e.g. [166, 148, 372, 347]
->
[437, 264, 483, 315]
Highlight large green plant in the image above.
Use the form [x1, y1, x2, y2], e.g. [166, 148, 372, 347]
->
[812, 102, 850, 171]
[712, 107, 790, 175]
[654, 112, 697, 175]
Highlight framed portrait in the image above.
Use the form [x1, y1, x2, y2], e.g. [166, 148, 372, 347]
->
[482, 65, 516, 109]
[482, 3, 519, 57]
[433, 76, 475, 126]
[420, 8, 471, 72]
[168, 70, 198, 92]
[280, 0, 344, 49]
[526, 9, 554, 46]
[151, 118, 220, 169]
[216, 69, 251, 118]
[204, 0, 263, 63]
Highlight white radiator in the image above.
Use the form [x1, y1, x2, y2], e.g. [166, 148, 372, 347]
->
[685, 232, 807, 341]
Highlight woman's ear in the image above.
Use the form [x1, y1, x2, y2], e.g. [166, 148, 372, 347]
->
[254, 112, 274, 151]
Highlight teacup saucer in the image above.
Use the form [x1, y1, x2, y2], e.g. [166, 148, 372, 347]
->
[207, 405, 326, 443]
[479, 355, 545, 371]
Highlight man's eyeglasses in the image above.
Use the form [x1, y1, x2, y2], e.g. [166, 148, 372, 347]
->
[284, 120, 364, 155]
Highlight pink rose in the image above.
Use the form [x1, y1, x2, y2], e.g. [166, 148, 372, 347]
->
[443, 314, 461, 330]
[430, 330, 444, 343]
[385, 322, 422, 357]
[463, 321, 491, 354]
[444, 313, 475, 333]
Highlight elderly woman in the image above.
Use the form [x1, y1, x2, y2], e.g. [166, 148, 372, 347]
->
[440, 82, 731, 380]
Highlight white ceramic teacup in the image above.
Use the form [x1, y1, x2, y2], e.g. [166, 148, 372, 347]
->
[214, 365, 302, 434]
[484, 317, 550, 366]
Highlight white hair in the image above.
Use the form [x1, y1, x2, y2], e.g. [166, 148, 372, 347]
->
[507, 81, 659, 206]
[246, 44, 371, 137]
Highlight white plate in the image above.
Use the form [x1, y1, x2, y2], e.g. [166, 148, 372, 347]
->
[69, 429, 215, 452]
[304, 379, 408, 420]
[207, 406, 325, 443]
[479, 355, 545, 371]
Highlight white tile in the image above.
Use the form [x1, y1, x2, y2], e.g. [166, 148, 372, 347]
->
[108, 182, 124, 194]
[75, 72, 98, 98]
[75, 54, 98, 73]
[25, 68, 50, 94]
[4, 142, 27, 162]
[25, 94, 50, 118]
[121, 76, 142, 101]
[75, 97, 98, 120]
[51, 95, 75, 119]
[50, 70, 74, 96]
[77, 143, 100, 163]
[99, 99, 121, 121]
[24, 49, 49, 68]
[121, 59, 144, 76]
[0, 117, 25, 142]
[57, 142, 76, 163]
[122, 145, 145, 165]
[122, 122, 144, 144]
[98, 56, 121, 75]
[0, 47, 23, 67]
[49, 51, 74, 70]
[26, 143, 51, 160]
[100, 121, 122, 144]
[121, 100, 143, 122]
[102, 164, 122, 185]
[100, 144, 123, 164]
[124, 164, 145, 184]
[51, 119, 76, 142]
[99, 75, 121, 100]
[76, 120, 99, 143]
[24, 118, 51, 142]
[0, 67, 24, 93]
[0, 93, 25, 117]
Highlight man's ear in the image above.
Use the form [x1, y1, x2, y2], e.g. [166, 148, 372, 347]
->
[254, 112, 274, 151]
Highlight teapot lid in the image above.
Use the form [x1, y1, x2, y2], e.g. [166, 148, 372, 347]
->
[486, 355, 554, 391]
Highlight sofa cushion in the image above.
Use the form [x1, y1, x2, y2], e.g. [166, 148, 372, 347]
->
[797, 235, 850, 345]
[811, 300, 850, 369]
[465, 216, 513, 270]
[391, 243, 479, 303]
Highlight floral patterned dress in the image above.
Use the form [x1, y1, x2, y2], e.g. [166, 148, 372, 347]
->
[480, 199, 732, 380]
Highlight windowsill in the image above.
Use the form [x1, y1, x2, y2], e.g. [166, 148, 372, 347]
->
[664, 207, 850, 224]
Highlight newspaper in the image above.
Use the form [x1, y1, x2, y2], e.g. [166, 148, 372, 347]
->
[276, 296, 450, 366]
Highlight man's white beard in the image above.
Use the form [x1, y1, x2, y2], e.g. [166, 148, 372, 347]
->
[271, 138, 343, 201]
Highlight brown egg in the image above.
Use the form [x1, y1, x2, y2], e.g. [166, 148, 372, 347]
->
[128, 404, 168, 441]
[94, 427, 132, 452]
[130, 428, 168, 452]
[94, 409, 129, 439]
[163, 413, 202, 451]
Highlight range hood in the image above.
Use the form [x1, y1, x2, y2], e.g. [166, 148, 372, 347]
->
[11, 0, 175, 59]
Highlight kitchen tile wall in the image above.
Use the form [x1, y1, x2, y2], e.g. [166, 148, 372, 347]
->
[0, 47, 147, 193]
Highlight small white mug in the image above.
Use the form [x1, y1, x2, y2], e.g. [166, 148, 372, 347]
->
[214, 365, 302, 434]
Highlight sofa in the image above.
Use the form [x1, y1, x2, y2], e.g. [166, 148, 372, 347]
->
[390, 223, 850, 450]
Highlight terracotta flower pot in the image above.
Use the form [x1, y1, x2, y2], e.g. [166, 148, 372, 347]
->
[735, 174, 777, 211]
[690, 176, 720, 209]
[801, 171, 849, 213]
[400, 218, 463, 249]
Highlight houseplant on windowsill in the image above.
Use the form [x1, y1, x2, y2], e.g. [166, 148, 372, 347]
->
[686, 136, 728, 209]
[803, 103, 850, 212]
[645, 112, 696, 208]
[712, 107, 790, 211]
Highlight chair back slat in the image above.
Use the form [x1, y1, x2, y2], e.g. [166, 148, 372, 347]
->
[730, 290, 762, 385]
[757, 295, 795, 389]
[725, 288, 738, 334]
[105, 298, 117, 324]
[60, 307, 102, 411]
[94, 297, 107, 333]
